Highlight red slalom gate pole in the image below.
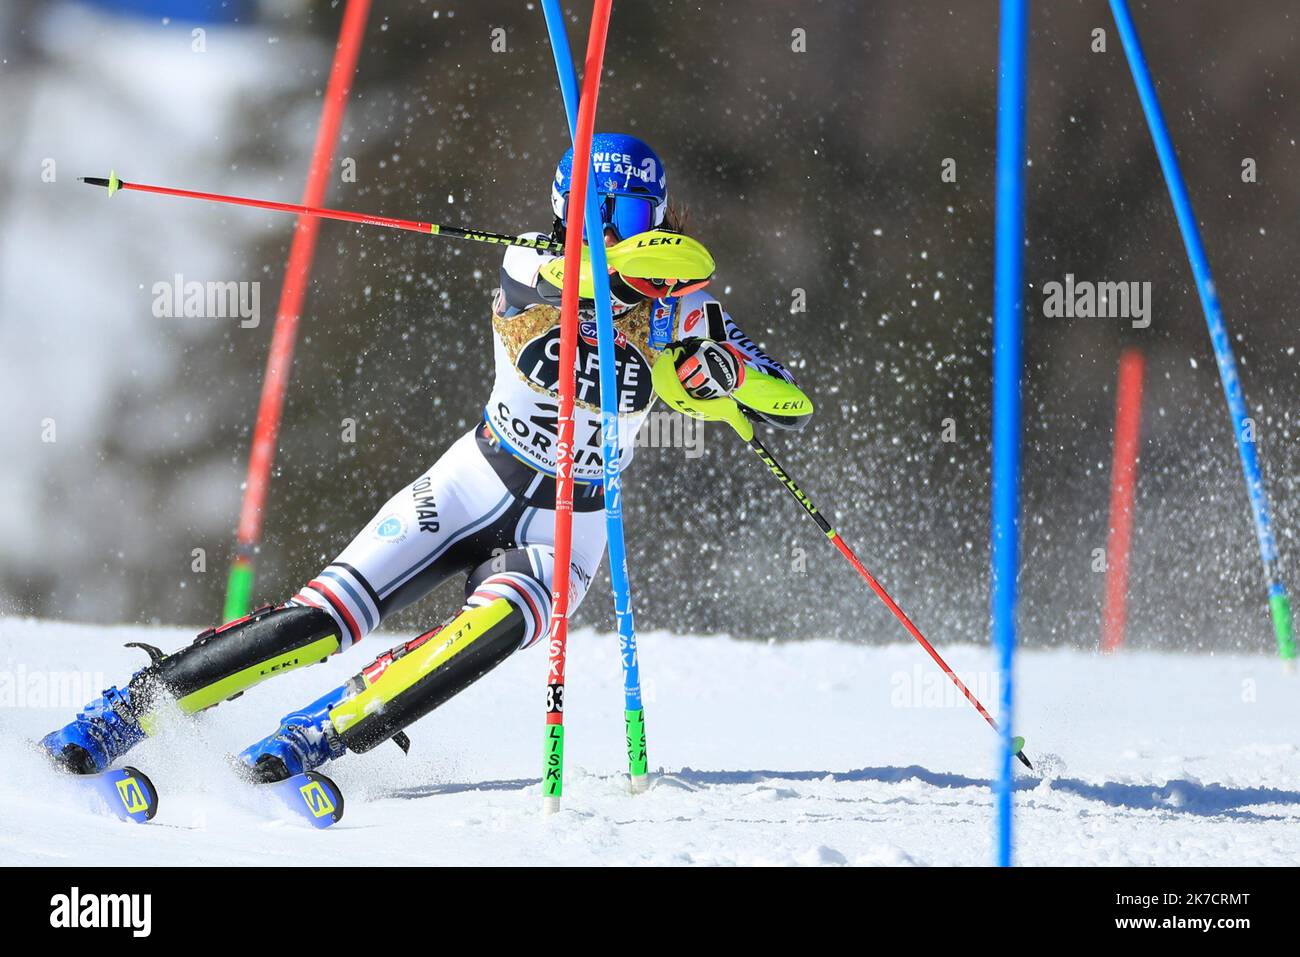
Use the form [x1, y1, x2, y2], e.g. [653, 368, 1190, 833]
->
[1100, 347, 1146, 653]
[222, 0, 372, 621]
[543, 0, 614, 815]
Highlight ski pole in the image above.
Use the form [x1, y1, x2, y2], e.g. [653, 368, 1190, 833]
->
[79, 172, 564, 252]
[743, 432, 1033, 770]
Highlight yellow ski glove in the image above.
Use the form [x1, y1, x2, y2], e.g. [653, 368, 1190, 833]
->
[538, 230, 715, 300]
[651, 343, 755, 441]
[652, 340, 815, 440]
[732, 369, 814, 420]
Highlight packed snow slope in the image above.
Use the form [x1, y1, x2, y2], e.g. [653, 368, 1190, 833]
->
[1, 617, 1297, 866]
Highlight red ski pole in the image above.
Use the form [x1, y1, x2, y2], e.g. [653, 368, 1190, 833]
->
[78, 174, 563, 252]
[745, 434, 1033, 769]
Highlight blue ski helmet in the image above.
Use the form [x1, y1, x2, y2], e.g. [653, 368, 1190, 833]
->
[551, 133, 668, 241]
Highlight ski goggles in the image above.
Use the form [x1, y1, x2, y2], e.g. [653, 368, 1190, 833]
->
[560, 191, 658, 242]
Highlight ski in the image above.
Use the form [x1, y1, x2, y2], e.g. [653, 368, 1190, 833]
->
[78, 765, 160, 824]
[70, 765, 343, 828]
[265, 771, 346, 829]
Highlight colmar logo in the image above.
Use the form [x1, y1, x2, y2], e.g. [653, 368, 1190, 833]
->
[410, 476, 439, 533]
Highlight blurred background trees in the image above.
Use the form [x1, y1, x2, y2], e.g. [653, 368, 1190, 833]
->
[2, 0, 1297, 651]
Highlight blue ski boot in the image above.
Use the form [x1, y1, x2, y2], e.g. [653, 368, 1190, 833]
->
[40, 605, 342, 776]
[238, 684, 351, 783]
[40, 680, 150, 774]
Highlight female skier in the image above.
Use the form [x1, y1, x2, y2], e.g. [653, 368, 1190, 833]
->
[42, 133, 813, 782]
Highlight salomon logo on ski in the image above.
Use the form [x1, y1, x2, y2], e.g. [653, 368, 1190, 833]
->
[270, 772, 345, 828]
[84, 766, 159, 824]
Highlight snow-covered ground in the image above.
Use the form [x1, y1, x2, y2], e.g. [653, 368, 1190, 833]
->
[1, 617, 1297, 866]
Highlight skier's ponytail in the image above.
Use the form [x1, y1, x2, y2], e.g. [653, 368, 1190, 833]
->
[663, 199, 690, 235]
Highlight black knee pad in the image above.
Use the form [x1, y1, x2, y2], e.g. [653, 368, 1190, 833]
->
[142, 605, 342, 713]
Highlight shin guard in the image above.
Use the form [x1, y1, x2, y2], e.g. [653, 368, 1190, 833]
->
[142, 605, 342, 715]
[329, 598, 525, 753]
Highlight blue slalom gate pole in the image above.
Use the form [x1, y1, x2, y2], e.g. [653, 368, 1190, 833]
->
[992, 0, 1029, 868]
[541, 0, 650, 787]
[1109, 0, 1295, 666]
